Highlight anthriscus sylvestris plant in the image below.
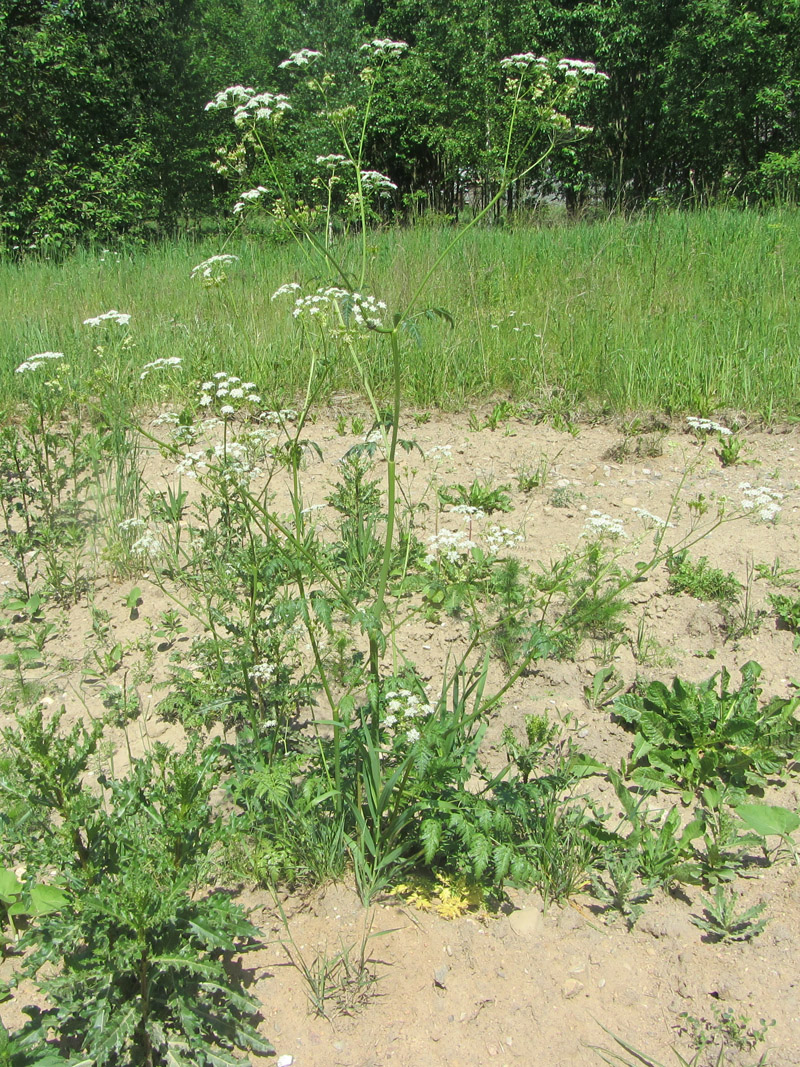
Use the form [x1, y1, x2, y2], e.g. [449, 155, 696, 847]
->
[182, 42, 616, 901]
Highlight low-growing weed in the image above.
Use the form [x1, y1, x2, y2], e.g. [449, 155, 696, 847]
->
[438, 478, 513, 514]
[716, 434, 744, 467]
[614, 661, 800, 799]
[516, 453, 553, 492]
[690, 885, 769, 942]
[677, 1007, 775, 1063]
[666, 550, 741, 606]
[279, 911, 385, 1020]
[768, 590, 800, 648]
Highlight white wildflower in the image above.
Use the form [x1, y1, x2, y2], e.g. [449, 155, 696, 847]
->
[190, 254, 239, 281]
[450, 504, 485, 519]
[271, 282, 301, 300]
[406, 727, 421, 744]
[83, 310, 130, 327]
[205, 85, 258, 111]
[130, 531, 162, 558]
[316, 154, 349, 167]
[425, 528, 476, 566]
[117, 517, 146, 532]
[15, 351, 65, 373]
[250, 661, 276, 684]
[425, 445, 452, 459]
[240, 185, 268, 201]
[500, 52, 548, 71]
[360, 169, 397, 192]
[686, 416, 732, 437]
[360, 39, 408, 57]
[740, 484, 784, 523]
[485, 524, 524, 554]
[632, 507, 674, 529]
[139, 356, 182, 380]
[279, 48, 322, 68]
[581, 511, 626, 540]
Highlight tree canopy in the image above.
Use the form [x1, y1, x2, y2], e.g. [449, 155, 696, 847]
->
[2, 0, 798, 250]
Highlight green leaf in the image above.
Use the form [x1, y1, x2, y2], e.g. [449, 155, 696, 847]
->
[0, 868, 23, 905]
[735, 803, 800, 838]
[88, 1000, 139, 1063]
[29, 884, 68, 916]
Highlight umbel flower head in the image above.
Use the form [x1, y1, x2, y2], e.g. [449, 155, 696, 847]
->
[83, 309, 131, 327]
[16, 351, 65, 374]
[205, 86, 291, 126]
[279, 49, 322, 69]
[360, 39, 408, 58]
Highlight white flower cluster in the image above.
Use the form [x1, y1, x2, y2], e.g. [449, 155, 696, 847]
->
[271, 282, 301, 300]
[686, 416, 732, 437]
[632, 507, 674, 529]
[260, 408, 298, 425]
[425, 445, 452, 459]
[83, 310, 130, 327]
[118, 517, 146, 533]
[130, 531, 162, 558]
[500, 53, 548, 71]
[233, 185, 268, 215]
[279, 49, 322, 68]
[485, 524, 524, 554]
[739, 482, 784, 523]
[190, 254, 239, 281]
[15, 351, 65, 374]
[360, 169, 397, 192]
[360, 39, 408, 57]
[199, 373, 261, 412]
[205, 86, 291, 126]
[276, 286, 387, 329]
[316, 154, 349, 168]
[151, 412, 180, 427]
[449, 504, 485, 519]
[425, 528, 476, 566]
[382, 688, 435, 744]
[174, 441, 261, 486]
[557, 57, 607, 78]
[250, 661, 277, 684]
[581, 511, 627, 539]
[140, 357, 182, 380]
[173, 451, 208, 479]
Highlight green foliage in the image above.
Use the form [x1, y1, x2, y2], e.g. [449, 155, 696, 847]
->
[614, 662, 800, 799]
[666, 550, 741, 606]
[769, 590, 800, 648]
[438, 479, 513, 514]
[690, 885, 769, 943]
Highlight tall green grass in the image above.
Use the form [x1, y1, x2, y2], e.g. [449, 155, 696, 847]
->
[2, 206, 799, 418]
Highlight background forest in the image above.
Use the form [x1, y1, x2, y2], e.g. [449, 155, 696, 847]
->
[2, 0, 800, 252]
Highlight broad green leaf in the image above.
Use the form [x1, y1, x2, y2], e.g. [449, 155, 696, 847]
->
[735, 803, 800, 838]
[0, 868, 23, 904]
[29, 884, 68, 916]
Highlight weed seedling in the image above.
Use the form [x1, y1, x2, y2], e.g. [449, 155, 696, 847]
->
[690, 885, 768, 942]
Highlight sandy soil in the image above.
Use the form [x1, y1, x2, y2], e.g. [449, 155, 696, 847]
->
[2, 409, 800, 1066]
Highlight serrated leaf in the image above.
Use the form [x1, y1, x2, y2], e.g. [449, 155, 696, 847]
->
[88, 1000, 139, 1063]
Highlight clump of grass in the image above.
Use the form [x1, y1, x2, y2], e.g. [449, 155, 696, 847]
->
[666, 550, 740, 606]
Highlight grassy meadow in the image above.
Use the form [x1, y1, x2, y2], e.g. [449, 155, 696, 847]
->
[2, 205, 800, 418]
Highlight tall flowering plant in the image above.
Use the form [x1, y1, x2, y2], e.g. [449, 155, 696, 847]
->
[203, 43, 607, 896]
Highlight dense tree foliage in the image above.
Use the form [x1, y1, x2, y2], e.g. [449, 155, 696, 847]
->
[1, 0, 799, 250]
